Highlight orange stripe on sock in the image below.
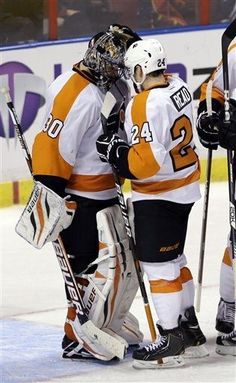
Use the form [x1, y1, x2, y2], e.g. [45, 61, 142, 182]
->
[180, 267, 193, 283]
[99, 241, 107, 250]
[150, 276, 182, 293]
[223, 248, 232, 267]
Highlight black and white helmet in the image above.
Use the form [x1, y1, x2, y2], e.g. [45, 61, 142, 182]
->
[83, 31, 126, 90]
[124, 39, 167, 85]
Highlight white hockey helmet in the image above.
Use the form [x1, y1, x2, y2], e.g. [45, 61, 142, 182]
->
[124, 39, 167, 84]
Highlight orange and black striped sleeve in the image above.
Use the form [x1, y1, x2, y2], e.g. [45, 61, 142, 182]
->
[112, 91, 160, 180]
[32, 74, 90, 195]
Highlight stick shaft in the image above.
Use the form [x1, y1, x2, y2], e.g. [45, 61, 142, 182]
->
[196, 79, 213, 312]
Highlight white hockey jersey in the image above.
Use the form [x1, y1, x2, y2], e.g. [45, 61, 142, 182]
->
[124, 75, 201, 203]
[200, 43, 236, 104]
[32, 68, 129, 200]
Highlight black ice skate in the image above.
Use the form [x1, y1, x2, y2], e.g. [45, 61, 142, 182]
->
[216, 330, 236, 356]
[181, 306, 209, 358]
[62, 335, 95, 360]
[132, 324, 185, 369]
[215, 298, 235, 334]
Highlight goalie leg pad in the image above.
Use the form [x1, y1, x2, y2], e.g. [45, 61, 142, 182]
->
[63, 303, 123, 361]
[65, 204, 143, 349]
[96, 205, 143, 344]
[116, 312, 144, 346]
[76, 204, 135, 330]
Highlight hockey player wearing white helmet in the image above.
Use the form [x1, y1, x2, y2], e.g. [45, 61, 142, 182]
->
[124, 38, 167, 89]
[97, 38, 208, 368]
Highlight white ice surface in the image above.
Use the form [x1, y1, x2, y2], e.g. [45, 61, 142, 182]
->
[0, 182, 235, 383]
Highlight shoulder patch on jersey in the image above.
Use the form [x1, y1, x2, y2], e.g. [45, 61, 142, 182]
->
[170, 86, 192, 112]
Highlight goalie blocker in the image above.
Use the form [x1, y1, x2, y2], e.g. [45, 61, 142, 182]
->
[63, 203, 144, 359]
[15, 181, 77, 249]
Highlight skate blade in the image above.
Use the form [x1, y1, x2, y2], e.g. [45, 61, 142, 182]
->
[62, 352, 119, 362]
[215, 346, 236, 356]
[132, 355, 185, 369]
[183, 344, 209, 359]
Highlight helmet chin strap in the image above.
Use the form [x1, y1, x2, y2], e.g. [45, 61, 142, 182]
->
[131, 71, 146, 93]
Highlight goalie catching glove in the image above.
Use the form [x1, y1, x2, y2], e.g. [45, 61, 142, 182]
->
[15, 181, 76, 249]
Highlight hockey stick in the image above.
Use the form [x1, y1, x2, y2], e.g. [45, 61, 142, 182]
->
[196, 80, 213, 312]
[221, 18, 236, 305]
[1, 87, 126, 360]
[101, 91, 157, 342]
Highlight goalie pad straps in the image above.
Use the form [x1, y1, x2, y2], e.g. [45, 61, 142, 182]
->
[15, 181, 76, 249]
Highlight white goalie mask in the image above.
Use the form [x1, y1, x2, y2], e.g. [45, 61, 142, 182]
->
[124, 39, 167, 85]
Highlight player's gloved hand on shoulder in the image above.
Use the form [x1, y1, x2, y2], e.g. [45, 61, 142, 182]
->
[96, 132, 130, 165]
[196, 110, 220, 150]
[218, 99, 236, 150]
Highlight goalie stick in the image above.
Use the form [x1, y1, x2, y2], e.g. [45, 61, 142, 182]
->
[101, 90, 157, 343]
[1, 87, 126, 360]
[221, 18, 236, 306]
[196, 80, 213, 312]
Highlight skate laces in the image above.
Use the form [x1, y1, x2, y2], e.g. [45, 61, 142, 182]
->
[145, 336, 167, 352]
[221, 330, 236, 340]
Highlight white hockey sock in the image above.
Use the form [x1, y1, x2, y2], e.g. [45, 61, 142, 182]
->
[180, 267, 195, 319]
[220, 248, 234, 302]
[150, 287, 183, 330]
[141, 261, 182, 330]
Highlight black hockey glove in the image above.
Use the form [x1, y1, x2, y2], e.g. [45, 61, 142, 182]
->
[218, 99, 236, 150]
[196, 110, 220, 150]
[96, 132, 130, 166]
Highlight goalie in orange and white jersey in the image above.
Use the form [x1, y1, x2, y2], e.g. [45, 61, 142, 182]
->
[16, 25, 145, 361]
[196, 42, 236, 356]
[97, 38, 208, 368]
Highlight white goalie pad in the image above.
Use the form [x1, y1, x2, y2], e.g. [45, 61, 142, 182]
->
[75, 204, 143, 345]
[65, 305, 125, 360]
[15, 181, 76, 249]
